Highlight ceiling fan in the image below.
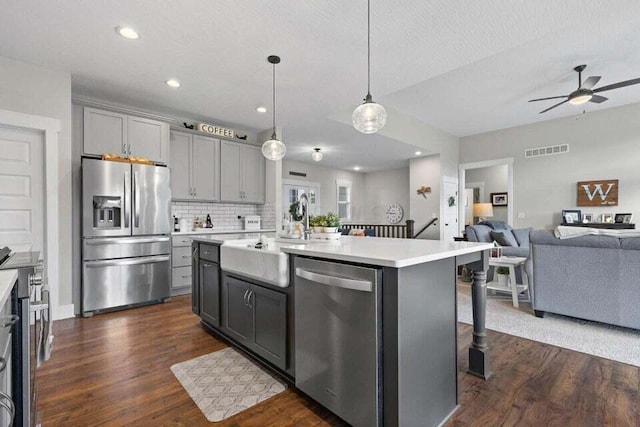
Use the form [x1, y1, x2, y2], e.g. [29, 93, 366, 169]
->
[529, 64, 640, 114]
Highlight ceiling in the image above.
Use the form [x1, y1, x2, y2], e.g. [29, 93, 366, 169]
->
[1, 1, 640, 170]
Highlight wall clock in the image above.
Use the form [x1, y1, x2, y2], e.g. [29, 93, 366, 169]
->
[385, 203, 404, 224]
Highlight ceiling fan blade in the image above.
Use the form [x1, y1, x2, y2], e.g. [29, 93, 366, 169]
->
[581, 76, 601, 90]
[539, 99, 568, 114]
[589, 94, 608, 103]
[528, 95, 567, 102]
[594, 77, 640, 93]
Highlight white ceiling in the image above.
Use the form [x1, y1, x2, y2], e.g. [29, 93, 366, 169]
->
[1, 1, 640, 169]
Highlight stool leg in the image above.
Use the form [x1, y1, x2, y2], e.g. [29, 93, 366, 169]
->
[509, 265, 518, 308]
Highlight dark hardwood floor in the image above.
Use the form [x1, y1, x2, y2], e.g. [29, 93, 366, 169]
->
[38, 296, 639, 427]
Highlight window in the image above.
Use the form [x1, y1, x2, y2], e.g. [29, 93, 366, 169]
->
[336, 179, 352, 221]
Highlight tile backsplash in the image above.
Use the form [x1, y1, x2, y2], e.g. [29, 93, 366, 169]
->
[172, 201, 276, 231]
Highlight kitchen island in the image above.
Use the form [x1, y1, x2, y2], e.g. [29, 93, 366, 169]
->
[191, 235, 493, 427]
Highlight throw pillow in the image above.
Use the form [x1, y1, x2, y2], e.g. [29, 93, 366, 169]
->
[490, 230, 518, 247]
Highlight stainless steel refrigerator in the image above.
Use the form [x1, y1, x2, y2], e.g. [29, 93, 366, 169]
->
[82, 158, 172, 316]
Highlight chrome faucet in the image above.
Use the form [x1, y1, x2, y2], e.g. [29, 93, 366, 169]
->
[298, 193, 311, 240]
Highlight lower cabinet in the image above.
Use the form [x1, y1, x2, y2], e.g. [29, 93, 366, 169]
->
[222, 275, 288, 370]
[200, 261, 221, 328]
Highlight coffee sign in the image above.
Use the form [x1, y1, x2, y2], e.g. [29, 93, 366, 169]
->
[197, 123, 234, 139]
[577, 179, 618, 206]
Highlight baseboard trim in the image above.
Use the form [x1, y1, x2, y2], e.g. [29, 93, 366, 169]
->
[54, 304, 76, 320]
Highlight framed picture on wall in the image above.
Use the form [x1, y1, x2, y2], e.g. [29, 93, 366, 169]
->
[615, 213, 633, 224]
[491, 192, 508, 206]
[601, 213, 614, 224]
[583, 213, 594, 223]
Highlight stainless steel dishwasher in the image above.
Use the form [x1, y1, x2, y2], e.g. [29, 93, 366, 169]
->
[294, 257, 382, 427]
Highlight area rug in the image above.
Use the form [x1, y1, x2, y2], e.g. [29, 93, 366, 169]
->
[171, 347, 287, 422]
[457, 285, 640, 367]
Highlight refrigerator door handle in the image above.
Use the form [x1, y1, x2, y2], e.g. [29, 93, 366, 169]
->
[85, 255, 171, 268]
[133, 171, 140, 228]
[85, 236, 170, 245]
[123, 171, 130, 228]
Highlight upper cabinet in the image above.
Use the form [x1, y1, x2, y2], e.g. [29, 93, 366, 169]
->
[220, 140, 265, 204]
[169, 130, 219, 202]
[83, 106, 169, 163]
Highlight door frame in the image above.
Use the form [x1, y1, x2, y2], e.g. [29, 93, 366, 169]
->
[440, 176, 459, 240]
[458, 158, 514, 228]
[0, 109, 62, 318]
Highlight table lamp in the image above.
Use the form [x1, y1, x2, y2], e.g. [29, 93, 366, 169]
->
[473, 203, 494, 222]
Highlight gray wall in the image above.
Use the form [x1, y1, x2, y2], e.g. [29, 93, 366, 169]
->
[466, 165, 508, 223]
[460, 102, 640, 229]
[409, 155, 441, 239]
[0, 55, 73, 308]
[362, 167, 410, 224]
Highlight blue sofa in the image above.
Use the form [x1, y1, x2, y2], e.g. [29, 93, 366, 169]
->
[529, 230, 640, 330]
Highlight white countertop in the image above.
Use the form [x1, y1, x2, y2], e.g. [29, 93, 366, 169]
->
[0, 269, 18, 308]
[279, 236, 493, 268]
[172, 228, 275, 236]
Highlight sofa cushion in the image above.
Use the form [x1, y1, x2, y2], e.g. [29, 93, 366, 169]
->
[490, 230, 518, 247]
[620, 239, 640, 250]
[502, 246, 529, 257]
[512, 227, 532, 247]
[466, 224, 494, 243]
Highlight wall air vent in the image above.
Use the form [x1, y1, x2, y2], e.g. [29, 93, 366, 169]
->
[289, 171, 307, 177]
[524, 144, 569, 159]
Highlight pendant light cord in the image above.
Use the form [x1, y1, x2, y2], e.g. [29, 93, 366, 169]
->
[272, 62, 277, 139]
[367, 0, 371, 96]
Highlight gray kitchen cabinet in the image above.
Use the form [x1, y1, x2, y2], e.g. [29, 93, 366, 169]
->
[170, 130, 219, 201]
[83, 106, 169, 163]
[83, 107, 127, 156]
[221, 274, 288, 370]
[191, 242, 199, 315]
[128, 116, 169, 163]
[220, 140, 265, 204]
[200, 260, 221, 328]
[250, 284, 287, 369]
[222, 276, 253, 344]
[169, 131, 192, 200]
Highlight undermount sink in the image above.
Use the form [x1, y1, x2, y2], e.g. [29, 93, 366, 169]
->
[220, 239, 290, 288]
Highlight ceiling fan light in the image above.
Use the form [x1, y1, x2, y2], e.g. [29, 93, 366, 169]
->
[261, 137, 286, 161]
[352, 99, 387, 134]
[569, 94, 592, 105]
[311, 148, 323, 162]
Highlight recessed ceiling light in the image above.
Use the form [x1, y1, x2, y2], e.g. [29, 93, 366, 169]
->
[115, 26, 140, 40]
[256, 106, 267, 113]
[415, 151, 422, 156]
[353, 166, 361, 171]
[166, 79, 181, 88]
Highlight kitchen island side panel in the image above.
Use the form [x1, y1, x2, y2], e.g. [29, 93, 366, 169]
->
[383, 258, 458, 427]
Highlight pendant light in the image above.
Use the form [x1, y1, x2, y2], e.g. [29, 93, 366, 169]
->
[352, 0, 387, 134]
[311, 148, 323, 161]
[261, 55, 287, 161]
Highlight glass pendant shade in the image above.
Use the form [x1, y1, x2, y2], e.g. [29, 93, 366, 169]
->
[261, 136, 286, 161]
[311, 149, 323, 161]
[352, 98, 387, 134]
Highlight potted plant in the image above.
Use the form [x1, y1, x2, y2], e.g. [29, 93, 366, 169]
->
[325, 212, 341, 233]
[289, 201, 303, 222]
[496, 266, 509, 288]
[309, 215, 327, 233]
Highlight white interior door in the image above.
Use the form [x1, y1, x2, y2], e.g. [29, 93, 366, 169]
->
[0, 125, 44, 252]
[442, 178, 459, 242]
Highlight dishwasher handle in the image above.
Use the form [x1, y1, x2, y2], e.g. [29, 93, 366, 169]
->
[295, 268, 373, 292]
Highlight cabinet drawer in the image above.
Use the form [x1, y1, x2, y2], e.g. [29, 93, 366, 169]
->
[172, 266, 192, 289]
[172, 247, 193, 267]
[199, 243, 219, 263]
[172, 235, 194, 247]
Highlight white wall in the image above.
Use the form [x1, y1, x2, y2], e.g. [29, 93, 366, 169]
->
[362, 167, 410, 223]
[0, 56, 73, 308]
[466, 165, 508, 222]
[460, 102, 640, 230]
[282, 160, 365, 222]
[409, 155, 441, 239]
